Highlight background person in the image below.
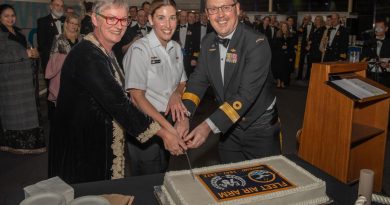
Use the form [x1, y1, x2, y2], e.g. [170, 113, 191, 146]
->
[272, 21, 295, 88]
[0, 4, 45, 154]
[37, 0, 65, 79]
[45, 13, 82, 109]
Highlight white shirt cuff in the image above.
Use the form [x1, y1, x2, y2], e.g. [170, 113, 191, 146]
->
[205, 118, 221, 134]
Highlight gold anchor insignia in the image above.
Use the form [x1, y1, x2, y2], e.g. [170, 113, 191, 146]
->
[230, 48, 236, 53]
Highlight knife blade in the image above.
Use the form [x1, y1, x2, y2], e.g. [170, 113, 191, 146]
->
[184, 151, 196, 181]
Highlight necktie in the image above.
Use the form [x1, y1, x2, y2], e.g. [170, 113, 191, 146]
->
[216, 37, 230, 48]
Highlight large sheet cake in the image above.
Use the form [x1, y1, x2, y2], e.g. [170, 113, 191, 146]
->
[162, 155, 329, 205]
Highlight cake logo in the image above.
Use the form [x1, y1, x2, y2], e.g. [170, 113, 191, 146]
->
[210, 175, 246, 190]
[248, 170, 276, 183]
[196, 164, 296, 202]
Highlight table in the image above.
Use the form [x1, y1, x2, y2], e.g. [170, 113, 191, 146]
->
[73, 155, 359, 205]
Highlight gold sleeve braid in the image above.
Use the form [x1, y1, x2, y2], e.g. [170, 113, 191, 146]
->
[219, 102, 240, 123]
[182, 92, 200, 107]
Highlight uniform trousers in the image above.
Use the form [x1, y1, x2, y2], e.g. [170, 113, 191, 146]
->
[218, 107, 281, 163]
[127, 113, 171, 176]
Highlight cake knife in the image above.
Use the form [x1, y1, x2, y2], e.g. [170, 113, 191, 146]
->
[184, 151, 196, 181]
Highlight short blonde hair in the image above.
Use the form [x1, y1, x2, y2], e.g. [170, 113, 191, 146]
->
[92, 0, 129, 14]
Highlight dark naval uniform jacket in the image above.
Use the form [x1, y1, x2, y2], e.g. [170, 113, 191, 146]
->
[362, 37, 390, 59]
[182, 23, 275, 133]
[173, 24, 197, 76]
[323, 25, 349, 62]
[37, 14, 65, 71]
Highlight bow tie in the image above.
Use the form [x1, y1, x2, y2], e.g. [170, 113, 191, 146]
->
[53, 18, 60, 22]
[376, 38, 385, 43]
[201, 24, 207, 27]
[329, 27, 336, 30]
[140, 27, 146, 30]
[180, 25, 187, 28]
[215, 37, 230, 48]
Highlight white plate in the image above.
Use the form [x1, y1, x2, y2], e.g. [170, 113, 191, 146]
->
[20, 192, 66, 205]
[68, 196, 110, 205]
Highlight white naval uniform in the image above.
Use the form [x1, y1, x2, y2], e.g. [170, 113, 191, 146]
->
[122, 29, 187, 175]
[124, 29, 187, 112]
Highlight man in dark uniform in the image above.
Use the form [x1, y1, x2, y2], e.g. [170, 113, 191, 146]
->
[362, 20, 390, 87]
[307, 16, 326, 80]
[286, 16, 297, 85]
[128, 6, 138, 27]
[176, 0, 280, 163]
[323, 13, 349, 62]
[257, 16, 272, 43]
[113, 9, 151, 68]
[173, 10, 197, 76]
[37, 0, 65, 77]
[37, 0, 65, 120]
[191, 12, 215, 69]
[297, 15, 314, 80]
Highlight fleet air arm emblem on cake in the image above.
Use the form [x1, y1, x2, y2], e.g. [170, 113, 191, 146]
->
[196, 164, 296, 202]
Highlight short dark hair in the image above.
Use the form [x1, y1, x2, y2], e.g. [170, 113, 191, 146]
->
[0, 4, 16, 16]
[129, 6, 138, 10]
[149, 0, 176, 17]
[84, 1, 93, 12]
[141, 1, 150, 8]
[375, 19, 388, 27]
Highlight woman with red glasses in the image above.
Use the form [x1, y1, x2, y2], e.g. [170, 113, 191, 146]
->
[49, 0, 185, 184]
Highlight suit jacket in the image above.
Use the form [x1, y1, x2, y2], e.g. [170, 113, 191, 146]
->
[257, 24, 273, 43]
[324, 25, 349, 61]
[300, 23, 315, 54]
[308, 26, 326, 62]
[191, 22, 215, 59]
[182, 23, 275, 133]
[80, 15, 93, 35]
[193, 22, 214, 45]
[37, 14, 65, 70]
[362, 37, 390, 60]
[113, 24, 151, 68]
[173, 24, 198, 76]
[173, 24, 197, 58]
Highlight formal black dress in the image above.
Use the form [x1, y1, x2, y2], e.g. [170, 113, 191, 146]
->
[49, 37, 158, 184]
[272, 36, 295, 84]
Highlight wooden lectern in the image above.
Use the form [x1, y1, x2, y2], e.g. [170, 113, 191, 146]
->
[298, 62, 390, 192]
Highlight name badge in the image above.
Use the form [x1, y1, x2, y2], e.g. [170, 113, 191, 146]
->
[151, 56, 161, 64]
[151, 59, 161, 64]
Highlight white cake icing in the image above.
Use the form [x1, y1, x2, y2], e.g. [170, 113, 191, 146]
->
[162, 155, 329, 205]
